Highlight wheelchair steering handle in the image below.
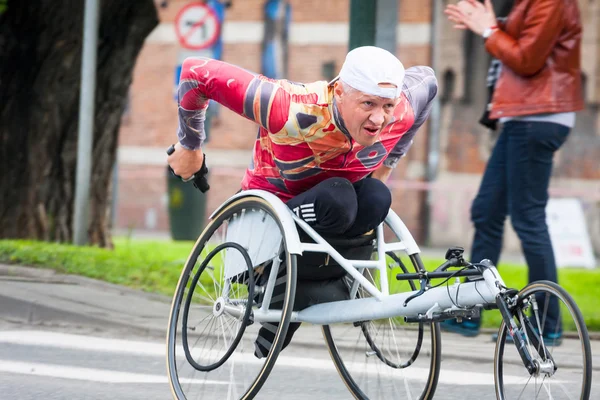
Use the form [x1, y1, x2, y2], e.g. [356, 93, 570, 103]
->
[166, 144, 210, 193]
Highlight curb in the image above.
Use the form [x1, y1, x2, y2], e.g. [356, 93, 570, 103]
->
[0, 293, 167, 338]
[0, 264, 170, 339]
[0, 263, 173, 304]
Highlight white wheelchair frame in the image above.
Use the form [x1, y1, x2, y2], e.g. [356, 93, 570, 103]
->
[167, 188, 593, 400]
[216, 190, 507, 326]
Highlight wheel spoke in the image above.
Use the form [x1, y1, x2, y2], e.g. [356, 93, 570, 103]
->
[531, 296, 547, 358]
[195, 280, 216, 303]
[516, 375, 533, 400]
[552, 379, 577, 400]
[187, 312, 213, 332]
[218, 316, 231, 349]
[204, 266, 220, 299]
[540, 293, 550, 337]
[389, 318, 403, 366]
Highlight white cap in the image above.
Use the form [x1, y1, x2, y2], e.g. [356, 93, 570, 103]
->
[331, 46, 405, 99]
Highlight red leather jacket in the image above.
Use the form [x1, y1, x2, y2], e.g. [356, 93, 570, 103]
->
[485, 0, 584, 119]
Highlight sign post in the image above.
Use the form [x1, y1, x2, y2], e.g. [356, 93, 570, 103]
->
[175, 2, 221, 50]
[173, 1, 225, 139]
[168, 1, 225, 241]
[73, 0, 99, 245]
[261, 0, 291, 79]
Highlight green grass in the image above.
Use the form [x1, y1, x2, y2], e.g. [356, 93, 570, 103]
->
[0, 238, 194, 297]
[0, 239, 599, 331]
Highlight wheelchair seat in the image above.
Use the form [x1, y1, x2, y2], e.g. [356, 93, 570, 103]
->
[296, 229, 376, 281]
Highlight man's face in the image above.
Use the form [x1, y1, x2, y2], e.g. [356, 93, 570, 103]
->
[334, 82, 400, 147]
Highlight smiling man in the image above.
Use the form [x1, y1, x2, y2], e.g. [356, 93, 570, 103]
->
[168, 45, 438, 358]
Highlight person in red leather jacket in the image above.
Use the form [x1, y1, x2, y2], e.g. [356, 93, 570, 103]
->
[444, 0, 583, 342]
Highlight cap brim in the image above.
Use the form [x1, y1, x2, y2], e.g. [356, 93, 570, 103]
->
[328, 75, 340, 86]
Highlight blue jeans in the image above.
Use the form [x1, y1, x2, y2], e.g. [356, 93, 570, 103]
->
[470, 121, 570, 333]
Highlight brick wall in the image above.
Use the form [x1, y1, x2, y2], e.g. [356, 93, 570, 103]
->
[116, 0, 600, 256]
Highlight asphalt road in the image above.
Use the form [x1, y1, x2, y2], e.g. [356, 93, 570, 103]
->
[1, 321, 597, 400]
[1, 266, 598, 400]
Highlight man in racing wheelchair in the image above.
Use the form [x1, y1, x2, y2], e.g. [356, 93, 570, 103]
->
[168, 46, 438, 358]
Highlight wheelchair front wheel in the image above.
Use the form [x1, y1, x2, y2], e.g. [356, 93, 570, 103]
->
[494, 280, 592, 400]
[166, 197, 297, 400]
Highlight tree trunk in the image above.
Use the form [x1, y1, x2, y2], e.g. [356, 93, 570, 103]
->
[0, 0, 158, 247]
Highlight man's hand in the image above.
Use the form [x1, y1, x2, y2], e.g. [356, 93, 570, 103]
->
[167, 143, 205, 180]
[371, 165, 394, 183]
[444, 0, 497, 36]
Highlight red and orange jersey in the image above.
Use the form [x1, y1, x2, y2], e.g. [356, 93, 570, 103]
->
[177, 58, 437, 200]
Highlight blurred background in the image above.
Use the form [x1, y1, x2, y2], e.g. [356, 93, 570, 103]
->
[1, 0, 598, 267]
[1, 4, 599, 397]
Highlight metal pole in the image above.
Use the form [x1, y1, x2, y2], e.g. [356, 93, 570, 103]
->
[73, 0, 100, 245]
[375, 0, 398, 53]
[424, 0, 442, 245]
[349, 0, 377, 51]
[110, 160, 118, 228]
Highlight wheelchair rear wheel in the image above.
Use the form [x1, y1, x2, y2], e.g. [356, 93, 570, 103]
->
[323, 241, 441, 399]
[166, 197, 297, 400]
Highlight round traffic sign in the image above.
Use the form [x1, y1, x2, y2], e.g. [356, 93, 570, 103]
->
[174, 2, 221, 50]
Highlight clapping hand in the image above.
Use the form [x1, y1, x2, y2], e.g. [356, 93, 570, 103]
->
[444, 0, 497, 36]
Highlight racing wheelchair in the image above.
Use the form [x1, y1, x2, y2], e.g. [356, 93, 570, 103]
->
[165, 189, 592, 400]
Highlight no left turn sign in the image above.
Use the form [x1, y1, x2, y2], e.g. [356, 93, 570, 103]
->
[175, 2, 221, 50]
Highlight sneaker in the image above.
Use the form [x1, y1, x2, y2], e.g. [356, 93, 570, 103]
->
[491, 330, 563, 347]
[440, 319, 480, 337]
[541, 331, 563, 347]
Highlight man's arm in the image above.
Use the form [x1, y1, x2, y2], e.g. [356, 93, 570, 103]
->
[371, 164, 394, 182]
[177, 57, 292, 150]
[382, 66, 438, 172]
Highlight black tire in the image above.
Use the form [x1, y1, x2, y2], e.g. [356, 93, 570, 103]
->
[166, 197, 297, 400]
[323, 252, 441, 400]
[494, 280, 592, 400]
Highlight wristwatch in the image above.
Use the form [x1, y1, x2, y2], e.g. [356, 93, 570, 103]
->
[482, 26, 498, 40]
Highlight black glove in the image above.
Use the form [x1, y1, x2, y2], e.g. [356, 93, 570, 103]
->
[166, 145, 210, 193]
[192, 155, 210, 193]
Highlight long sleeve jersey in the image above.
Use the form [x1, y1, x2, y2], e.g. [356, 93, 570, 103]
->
[177, 57, 437, 201]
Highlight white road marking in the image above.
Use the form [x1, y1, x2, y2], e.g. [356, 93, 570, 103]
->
[0, 330, 166, 357]
[0, 360, 225, 385]
[0, 331, 551, 386]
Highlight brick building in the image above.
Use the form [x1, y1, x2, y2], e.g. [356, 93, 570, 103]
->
[116, 0, 600, 258]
